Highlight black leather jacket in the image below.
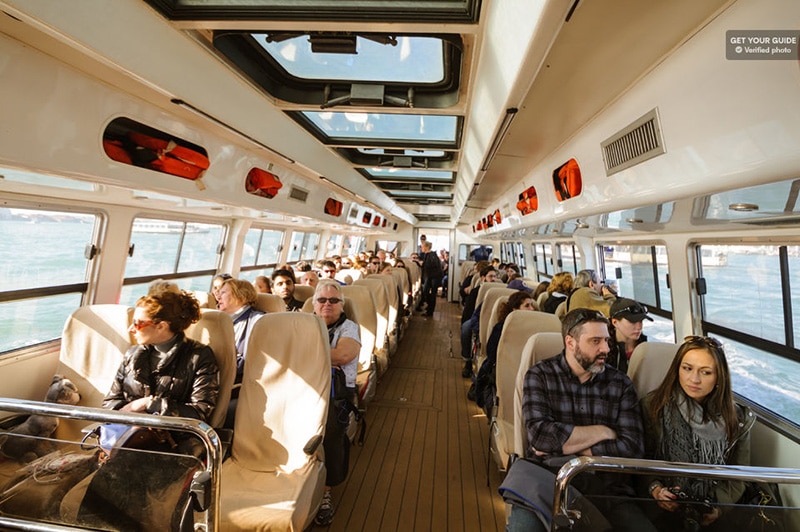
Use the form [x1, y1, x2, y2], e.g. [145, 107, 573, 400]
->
[103, 333, 219, 423]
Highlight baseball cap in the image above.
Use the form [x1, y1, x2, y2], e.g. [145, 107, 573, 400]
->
[507, 278, 533, 294]
[610, 298, 653, 322]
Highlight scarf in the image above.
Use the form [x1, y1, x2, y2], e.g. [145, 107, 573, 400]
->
[326, 312, 348, 344]
[659, 392, 727, 500]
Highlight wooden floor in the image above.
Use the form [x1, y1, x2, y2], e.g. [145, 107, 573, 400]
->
[317, 298, 508, 532]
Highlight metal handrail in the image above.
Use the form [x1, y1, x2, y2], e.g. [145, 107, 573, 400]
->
[553, 456, 800, 525]
[0, 397, 222, 532]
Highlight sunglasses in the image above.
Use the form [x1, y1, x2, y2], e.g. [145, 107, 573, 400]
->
[316, 297, 342, 305]
[131, 319, 157, 331]
[564, 309, 608, 336]
[683, 335, 723, 350]
[612, 304, 648, 319]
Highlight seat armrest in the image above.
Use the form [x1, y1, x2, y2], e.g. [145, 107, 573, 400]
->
[303, 434, 323, 456]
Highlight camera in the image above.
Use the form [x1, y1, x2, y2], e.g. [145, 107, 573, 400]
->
[668, 487, 714, 532]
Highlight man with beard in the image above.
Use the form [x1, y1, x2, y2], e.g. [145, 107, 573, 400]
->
[508, 308, 654, 532]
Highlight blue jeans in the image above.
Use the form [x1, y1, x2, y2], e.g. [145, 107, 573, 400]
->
[460, 317, 477, 360]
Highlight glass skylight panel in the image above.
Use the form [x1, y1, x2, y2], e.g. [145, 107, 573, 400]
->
[388, 190, 452, 199]
[365, 168, 454, 181]
[301, 112, 458, 144]
[358, 148, 446, 157]
[254, 35, 445, 84]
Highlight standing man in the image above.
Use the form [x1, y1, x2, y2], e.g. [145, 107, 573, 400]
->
[509, 308, 655, 531]
[418, 241, 442, 317]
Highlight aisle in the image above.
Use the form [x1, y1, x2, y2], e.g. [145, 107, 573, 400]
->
[319, 300, 507, 531]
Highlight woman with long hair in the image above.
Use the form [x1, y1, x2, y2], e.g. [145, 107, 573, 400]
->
[641, 336, 755, 530]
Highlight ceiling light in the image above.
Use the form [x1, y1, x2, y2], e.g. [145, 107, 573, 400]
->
[575, 220, 589, 229]
[728, 203, 759, 212]
[626, 218, 644, 224]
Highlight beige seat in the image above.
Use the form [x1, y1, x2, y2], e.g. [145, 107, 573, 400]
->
[341, 285, 379, 404]
[253, 293, 287, 314]
[293, 284, 315, 303]
[478, 287, 517, 367]
[354, 277, 390, 375]
[474, 280, 506, 311]
[220, 313, 330, 531]
[460, 260, 476, 284]
[338, 268, 362, 283]
[191, 290, 216, 309]
[489, 311, 561, 471]
[367, 275, 399, 349]
[555, 300, 568, 320]
[55, 304, 134, 441]
[627, 342, 680, 398]
[536, 291, 549, 311]
[512, 332, 564, 458]
[184, 309, 236, 429]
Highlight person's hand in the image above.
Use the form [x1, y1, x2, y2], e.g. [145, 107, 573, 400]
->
[121, 396, 151, 412]
[652, 485, 679, 512]
[700, 507, 720, 526]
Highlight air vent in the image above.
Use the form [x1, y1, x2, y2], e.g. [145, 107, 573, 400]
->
[289, 186, 309, 203]
[601, 108, 665, 176]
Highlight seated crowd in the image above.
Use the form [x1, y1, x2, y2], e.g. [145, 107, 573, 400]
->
[454, 263, 771, 530]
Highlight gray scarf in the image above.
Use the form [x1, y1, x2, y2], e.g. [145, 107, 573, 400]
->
[659, 393, 727, 500]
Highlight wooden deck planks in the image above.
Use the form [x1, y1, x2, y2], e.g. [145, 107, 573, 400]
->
[318, 301, 506, 531]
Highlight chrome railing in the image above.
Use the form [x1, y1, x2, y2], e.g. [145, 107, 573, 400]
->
[553, 456, 800, 529]
[0, 397, 222, 532]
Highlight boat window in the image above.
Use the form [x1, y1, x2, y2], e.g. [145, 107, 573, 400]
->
[326, 234, 344, 256]
[558, 243, 581, 275]
[515, 242, 528, 278]
[286, 231, 321, 263]
[341, 235, 364, 258]
[240, 227, 285, 281]
[600, 243, 675, 342]
[532, 243, 554, 279]
[120, 218, 226, 305]
[0, 206, 97, 354]
[698, 243, 800, 425]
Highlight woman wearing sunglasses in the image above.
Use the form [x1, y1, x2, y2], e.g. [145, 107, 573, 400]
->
[607, 298, 652, 372]
[641, 336, 755, 530]
[104, 290, 219, 422]
[312, 280, 361, 526]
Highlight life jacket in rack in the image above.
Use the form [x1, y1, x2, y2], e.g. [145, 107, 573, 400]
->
[553, 158, 582, 201]
[245, 168, 283, 199]
[126, 132, 210, 180]
[324, 198, 344, 217]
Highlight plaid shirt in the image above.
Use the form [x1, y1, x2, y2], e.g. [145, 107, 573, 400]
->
[522, 352, 644, 459]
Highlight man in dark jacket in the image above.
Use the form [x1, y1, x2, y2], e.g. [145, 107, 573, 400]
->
[418, 241, 442, 317]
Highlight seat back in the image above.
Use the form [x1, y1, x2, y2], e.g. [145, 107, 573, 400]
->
[479, 287, 516, 360]
[354, 277, 390, 373]
[391, 269, 410, 307]
[460, 260, 475, 283]
[338, 268, 363, 282]
[191, 290, 216, 309]
[232, 313, 330, 473]
[475, 280, 506, 310]
[492, 311, 561, 469]
[184, 309, 236, 428]
[55, 304, 134, 440]
[513, 332, 564, 457]
[536, 291, 549, 310]
[341, 285, 377, 373]
[293, 284, 315, 303]
[627, 342, 680, 398]
[367, 274, 399, 336]
[253, 293, 286, 314]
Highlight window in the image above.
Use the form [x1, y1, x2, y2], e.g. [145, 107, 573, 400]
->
[600, 243, 674, 343]
[698, 244, 800, 424]
[531, 243, 553, 278]
[240, 227, 285, 281]
[341, 235, 364, 258]
[0, 207, 98, 353]
[558, 243, 581, 274]
[120, 218, 226, 305]
[286, 231, 321, 263]
[326, 234, 343, 256]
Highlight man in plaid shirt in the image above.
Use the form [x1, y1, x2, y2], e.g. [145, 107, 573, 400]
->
[508, 308, 655, 532]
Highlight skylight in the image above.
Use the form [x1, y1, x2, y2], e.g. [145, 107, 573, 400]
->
[254, 35, 445, 84]
[300, 112, 459, 144]
[365, 168, 454, 181]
